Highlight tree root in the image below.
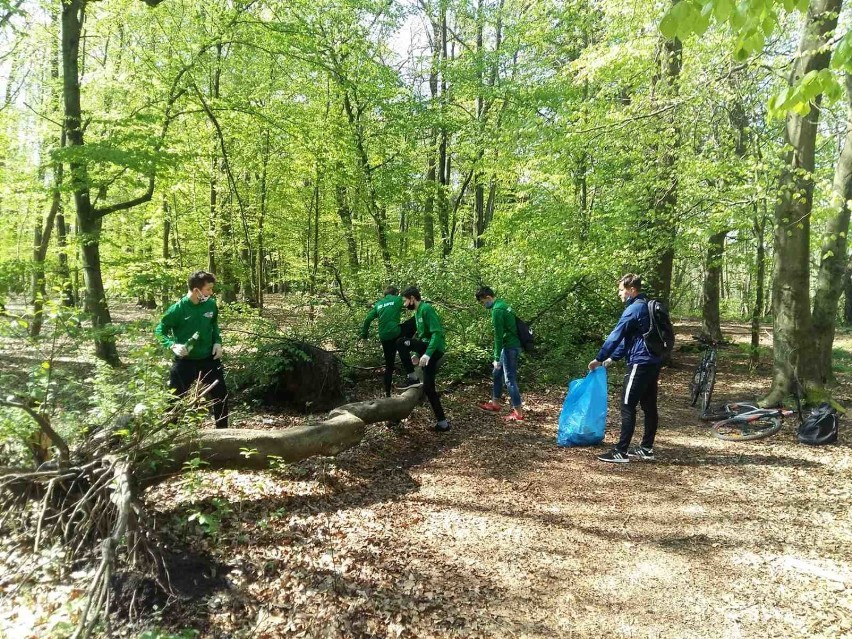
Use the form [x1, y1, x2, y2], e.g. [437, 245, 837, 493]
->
[1, 385, 426, 634]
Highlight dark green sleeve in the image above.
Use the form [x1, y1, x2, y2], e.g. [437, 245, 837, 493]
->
[212, 306, 222, 345]
[361, 306, 378, 338]
[492, 309, 505, 360]
[425, 306, 444, 357]
[154, 303, 180, 349]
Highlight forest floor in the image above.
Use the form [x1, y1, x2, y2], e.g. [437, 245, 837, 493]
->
[2, 319, 852, 638]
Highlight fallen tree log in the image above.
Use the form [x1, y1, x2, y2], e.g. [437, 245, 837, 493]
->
[141, 385, 424, 485]
[1, 382, 426, 637]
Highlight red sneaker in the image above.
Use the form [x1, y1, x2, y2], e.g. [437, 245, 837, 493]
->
[503, 409, 524, 422]
[477, 401, 502, 413]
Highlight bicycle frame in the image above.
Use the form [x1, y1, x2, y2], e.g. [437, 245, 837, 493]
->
[690, 336, 721, 413]
[724, 406, 794, 423]
[711, 404, 797, 441]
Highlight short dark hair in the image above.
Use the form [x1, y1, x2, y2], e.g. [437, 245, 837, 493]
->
[619, 273, 642, 290]
[188, 270, 216, 290]
[401, 286, 421, 301]
[475, 286, 495, 301]
[384, 285, 399, 296]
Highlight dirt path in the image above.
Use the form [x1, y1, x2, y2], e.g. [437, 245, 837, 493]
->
[139, 335, 852, 639]
[3, 322, 851, 638]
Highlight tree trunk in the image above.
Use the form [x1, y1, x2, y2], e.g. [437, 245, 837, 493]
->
[437, 4, 451, 256]
[812, 74, 852, 384]
[844, 256, 852, 324]
[763, 0, 841, 406]
[311, 177, 321, 295]
[335, 182, 359, 271]
[62, 0, 119, 365]
[55, 207, 74, 307]
[257, 131, 269, 310]
[142, 386, 426, 486]
[751, 214, 767, 367]
[340, 90, 392, 274]
[218, 202, 237, 303]
[31, 4, 66, 336]
[31, 168, 61, 337]
[161, 199, 171, 308]
[424, 146, 437, 251]
[701, 79, 748, 344]
[646, 2, 682, 302]
[207, 45, 223, 277]
[700, 230, 726, 341]
[208, 156, 218, 275]
[473, 0, 485, 249]
[423, 12, 440, 253]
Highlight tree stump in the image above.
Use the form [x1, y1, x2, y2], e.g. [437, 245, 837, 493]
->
[261, 341, 346, 412]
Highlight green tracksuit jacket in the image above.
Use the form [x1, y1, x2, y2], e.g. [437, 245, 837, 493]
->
[361, 294, 404, 341]
[415, 302, 446, 357]
[154, 295, 222, 359]
[491, 299, 520, 361]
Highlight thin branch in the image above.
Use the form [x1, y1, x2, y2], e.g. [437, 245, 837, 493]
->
[93, 54, 193, 219]
[22, 101, 64, 128]
[528, 276, 589, 326]
[0, 0, 25, 30]
[189, 79, 254, 267]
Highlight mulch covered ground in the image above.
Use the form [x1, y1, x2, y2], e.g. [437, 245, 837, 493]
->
[2, 322, 851, 638]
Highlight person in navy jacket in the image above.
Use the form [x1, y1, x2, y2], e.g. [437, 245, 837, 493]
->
[588, 274, 662, 463]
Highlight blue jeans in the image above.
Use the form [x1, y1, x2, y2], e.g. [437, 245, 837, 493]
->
[493, 347, 522, 408]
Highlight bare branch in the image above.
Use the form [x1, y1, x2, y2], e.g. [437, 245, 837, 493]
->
[0, 0, 25, 30]
[0, 399, 69, 465]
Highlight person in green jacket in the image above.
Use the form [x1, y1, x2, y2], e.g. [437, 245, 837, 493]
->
[360, 285, 416, 397]
[475, 286, 524, 422]
[155, 270, 229, 428]
[396, 286, 450, 432]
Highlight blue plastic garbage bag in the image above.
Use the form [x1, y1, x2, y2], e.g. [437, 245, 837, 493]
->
[556, 367, 607, 447]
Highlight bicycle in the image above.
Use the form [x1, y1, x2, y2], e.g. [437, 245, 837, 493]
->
[710, 396, 803, 441]
[689, 335, 726, 415]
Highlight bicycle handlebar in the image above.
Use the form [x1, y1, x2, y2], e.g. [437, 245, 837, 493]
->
[691, 334, 732, 347]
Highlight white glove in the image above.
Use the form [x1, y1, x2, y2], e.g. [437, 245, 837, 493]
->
[212, 343, 223, 360]
[419, 353, 431, 367]
[588, 359, 601, 371]
[493, 360, 502, 370]
[171, 343, 189, 358]
[411, 355, 420, 366]
[603, 358, 614, 368]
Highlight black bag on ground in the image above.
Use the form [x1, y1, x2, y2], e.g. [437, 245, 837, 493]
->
[797, 403, 839, 445]
[643, 299, 675, 358]
[515, 316, 535, 352]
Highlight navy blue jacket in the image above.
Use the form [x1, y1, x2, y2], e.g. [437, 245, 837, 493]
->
[596, 293, 663, 366]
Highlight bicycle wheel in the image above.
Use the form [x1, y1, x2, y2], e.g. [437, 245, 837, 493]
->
[712, 415, 782, 441]
[689, 367, 702, 407]
[700, 364, 716, 414]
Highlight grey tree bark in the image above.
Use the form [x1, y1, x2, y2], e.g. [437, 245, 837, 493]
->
[645, 0, 682, 302]
[763, 0, 842, 406]
[61, 0, 173, 364]
[700, 231, 726, 342]
[812, 74, 852, 385]
[141, 387, 426, 486]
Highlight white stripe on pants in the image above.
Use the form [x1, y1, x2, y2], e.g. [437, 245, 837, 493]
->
[624, 364, 638, 404]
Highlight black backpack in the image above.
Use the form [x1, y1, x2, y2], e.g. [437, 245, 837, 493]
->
[643, 299, 675, 358]
[515, 316, 535, 352]
[798, 403, 839, 445]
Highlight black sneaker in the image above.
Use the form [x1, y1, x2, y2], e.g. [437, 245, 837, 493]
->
[397, 377, 423, 390]
[596, 449, 630, 463]
[627, 446, 655, 461]
[434, 420, 451, 432]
